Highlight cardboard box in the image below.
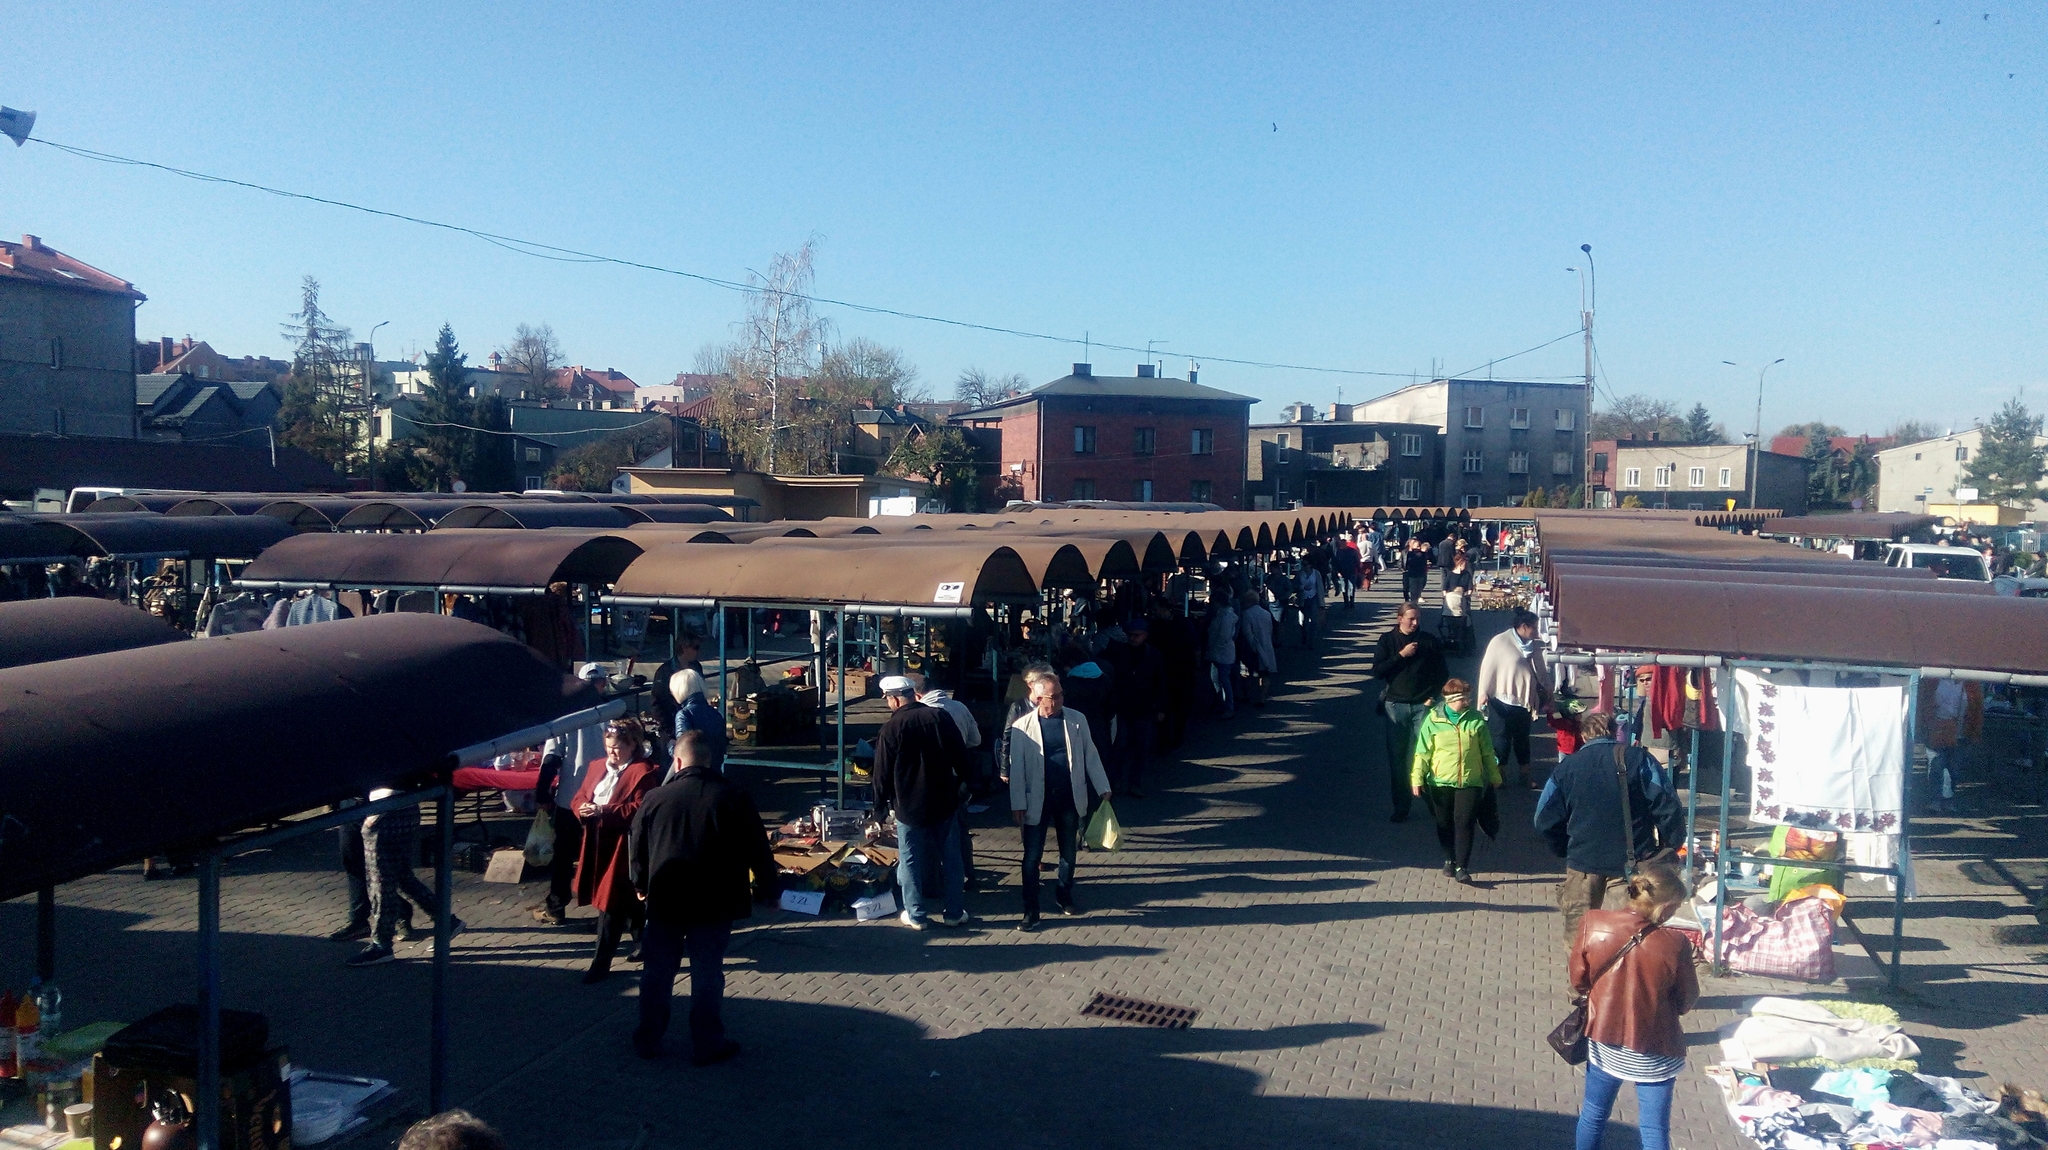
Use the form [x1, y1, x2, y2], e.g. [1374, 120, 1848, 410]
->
[94, 1047, 289, 1150]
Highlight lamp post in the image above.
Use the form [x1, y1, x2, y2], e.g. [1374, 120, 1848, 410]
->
[365, 320, 389, 489]
[1723, 358, 1784, 509]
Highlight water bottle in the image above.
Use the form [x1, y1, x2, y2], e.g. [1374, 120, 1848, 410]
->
[32, 982, 60, 1042]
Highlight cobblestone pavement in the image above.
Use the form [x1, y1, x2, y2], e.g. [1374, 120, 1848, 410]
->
[5, 580, 2044, 1150]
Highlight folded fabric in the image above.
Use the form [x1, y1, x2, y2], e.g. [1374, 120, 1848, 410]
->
[1815, 1065, 1896, 1109]
[1730, 996, 1922, 1064]
[1887, 1070, 1954, 1113]
[1915, 1075, 1999, 1117]
[1942, 1110, 2044, 1149]
[1867, 1103, 1947, 1147]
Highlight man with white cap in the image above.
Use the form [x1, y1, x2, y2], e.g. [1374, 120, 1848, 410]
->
[666, 667, 727, 780]
[872, 674, 970, 929]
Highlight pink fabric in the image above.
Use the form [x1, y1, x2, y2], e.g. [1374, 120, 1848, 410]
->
[1718, 896, 1836, 982]
[452, 766, 542, 793]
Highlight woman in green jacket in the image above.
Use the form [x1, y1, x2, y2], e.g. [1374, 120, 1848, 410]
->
[1409, 677, 1502, 883]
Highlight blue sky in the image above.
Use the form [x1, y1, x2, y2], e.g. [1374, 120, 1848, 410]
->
[8, 3, 2042, 435]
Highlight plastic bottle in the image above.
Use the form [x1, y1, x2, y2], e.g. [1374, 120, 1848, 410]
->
[13, 986, 40, 1070]
[0, 990, 16, 1078]
[31, 982, 60, 1043]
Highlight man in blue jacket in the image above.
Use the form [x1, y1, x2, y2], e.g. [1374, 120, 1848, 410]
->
[1534, 711, 1686, 951]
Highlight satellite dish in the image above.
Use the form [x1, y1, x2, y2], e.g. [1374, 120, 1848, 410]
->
[0, 107, 34, 147]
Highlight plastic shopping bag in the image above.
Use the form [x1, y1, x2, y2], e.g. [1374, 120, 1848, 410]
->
[1084, 799, 1123, 852]
[523, 810, 556, 868]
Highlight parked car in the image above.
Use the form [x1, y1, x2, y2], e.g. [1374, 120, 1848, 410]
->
[1884, 543, 1991, 581]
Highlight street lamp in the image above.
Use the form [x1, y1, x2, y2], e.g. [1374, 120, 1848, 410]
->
[1723, 358, 1785, 509]
[365, 320, 389, 489]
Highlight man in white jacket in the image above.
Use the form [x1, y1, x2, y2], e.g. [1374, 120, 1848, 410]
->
[1475, 610, 1551, 787]
[1007, 665, 1112, 932]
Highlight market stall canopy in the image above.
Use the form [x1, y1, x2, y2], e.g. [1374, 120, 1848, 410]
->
[612, 539, 1038, 609]
[0, 613, 598, 900]
[80, 493, 199, 513]
[0, 597, 186, 669]
[1545, 560, 1988, 612]
[334, 498, 522, 531]
[1758, 512, 1941, 540]
[755, 534, 1118, 590]
[630, 504, 735, 524]
[1550, 573, 2048, 677]
[255, 497, 374, 532]
[431, 502, 650, 530]
[22, 512, 298, 560]
[237, 528, 645, 591]
[165, 494, 308, 517]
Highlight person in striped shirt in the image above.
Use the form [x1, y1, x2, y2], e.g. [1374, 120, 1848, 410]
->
[1569, 858, 1698, 1150]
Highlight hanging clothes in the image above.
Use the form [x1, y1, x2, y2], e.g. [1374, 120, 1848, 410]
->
[1648, 665, 1687, 739]
[1735, 670, 1906, 833]
[1683, 668, 1722, 731]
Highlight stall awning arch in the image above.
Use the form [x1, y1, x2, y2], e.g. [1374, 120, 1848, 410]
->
[0, 598, 186, 669]
[237, 528, 645, 591]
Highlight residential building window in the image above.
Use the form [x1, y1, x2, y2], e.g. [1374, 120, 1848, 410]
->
[1073, 426, 1095, 454]
[1304, 479, 1318, 504]
[1507, 450, 1529, 474]
[1191, 428, 1214, 456]
[524, 476, 542, 490]
[525, 446, 541, 462]
[1913, 452, 1922, 461]
[1593, 451, 1608, 473]
[1071, 479, 1095, 499]
[1719, 467, 1733, 487]
[1462, 450, 1483, 474]
[1463, 406, 1484, 429]
[1509, 407, 1531, 429]
[1189, 479, 1213, 502]
[1553, 452, 1574, 475]
[1689, 466, 1706, 487]
[1277, 432, 1289, 451]
[1400, 433, 1423, 457]
[48, 339, 62, 370]
[1956, 445, 1968, 461]
[1399, 477, 1421, 501]
[1623, 467, 1641, 487]
[1463, 495, 1483, 508]
[1654, 466, 1672, 488]
[1555, 408, 1576, 431]
[1133, 479, 1154, 501]
[1133, 427, 1155, 456]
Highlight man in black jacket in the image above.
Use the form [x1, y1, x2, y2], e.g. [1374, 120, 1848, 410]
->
[1105, 618, 1169, 798]
[1374, 603, 1448, 822]
[629, 730, 777, 1065]
[1533, 711, 1687, 952]
[873, 675, 970, 929]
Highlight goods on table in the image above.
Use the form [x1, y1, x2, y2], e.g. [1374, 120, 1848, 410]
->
[766, 805, 894, 915]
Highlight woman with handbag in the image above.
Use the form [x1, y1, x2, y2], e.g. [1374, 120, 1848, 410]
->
[1567, 858, 1697, 1150]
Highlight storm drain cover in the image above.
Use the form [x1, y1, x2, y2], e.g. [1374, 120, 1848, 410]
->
[1081, 992, 1198, 1029]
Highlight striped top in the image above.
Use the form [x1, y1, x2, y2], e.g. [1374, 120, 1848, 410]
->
[1588, 1041, 1686, 1084]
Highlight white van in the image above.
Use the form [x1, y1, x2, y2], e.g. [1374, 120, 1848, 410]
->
[1884, 543, 1992, 581]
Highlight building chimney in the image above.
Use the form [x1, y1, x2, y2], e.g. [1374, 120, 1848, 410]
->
[160, 336, 174, 366]
[1188, 368, 1197, 384]
[21, 235, 40, 251]
[1329, 403, 1354, 422]
[1073, 363, 1092, 378]
[1136, 364, 1156, 378]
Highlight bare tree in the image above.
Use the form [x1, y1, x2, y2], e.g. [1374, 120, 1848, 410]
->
[1885, 418, 1938, 446]
[955, 367, 1029, 408]
[692, 341, 737, 377]
[499, 322, 563, 400]
[1588, 394, 1684, 442]
[730, 241, 826, 472]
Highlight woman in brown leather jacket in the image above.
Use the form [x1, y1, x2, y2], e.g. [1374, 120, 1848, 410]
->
[1568, 858, 1697, 1150]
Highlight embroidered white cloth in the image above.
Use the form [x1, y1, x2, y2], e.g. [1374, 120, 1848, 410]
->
[1736, 671, 1906, 833]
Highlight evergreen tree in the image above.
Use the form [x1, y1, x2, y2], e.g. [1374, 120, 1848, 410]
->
[1565, 484, 1586, 508]
[1963, 396, 2048, 508]
[464, 394, 514, 493]
[406, 325, 470, 492]
[1803, 429, 1840, 508]
[1682, 404, 1722, 445]
[275, 277, 357, 472]
[1523, 486, 1549, 508]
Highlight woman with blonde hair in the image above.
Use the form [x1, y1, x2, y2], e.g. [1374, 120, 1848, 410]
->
[1569, 857, 1698, 1150]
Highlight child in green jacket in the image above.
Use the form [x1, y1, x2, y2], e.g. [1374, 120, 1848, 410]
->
[1409, 677, 1502, 883]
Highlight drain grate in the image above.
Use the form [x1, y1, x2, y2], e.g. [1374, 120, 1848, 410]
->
[1080, 992, 1199, 1029]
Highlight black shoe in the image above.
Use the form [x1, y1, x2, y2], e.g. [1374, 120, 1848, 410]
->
[1441, 862, 1455, 877]
[391, 921, 420, 943]
[1057, 900, 1080, 917]
[1015, 915, 1041, 933]
[328, 922, 372, 942]
[690, 1040, 742, 1067]
[1389, 811, 1408, 824]
[1453, 868, 1473, 885]
[581, 968, 612, 985]
[633, 1040, 663, 1061]
[344, 944, 395, 967]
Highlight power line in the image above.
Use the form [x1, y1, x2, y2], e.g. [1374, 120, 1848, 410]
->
[30, 134, 1585, 385]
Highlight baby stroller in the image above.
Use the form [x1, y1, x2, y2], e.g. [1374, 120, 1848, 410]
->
[1438, 588, 1473, 654]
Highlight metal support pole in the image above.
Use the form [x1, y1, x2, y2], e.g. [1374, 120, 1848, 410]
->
[717, 606, 729, 723]
[1712, 680, 1737, 974]
[196, 855, 223, 1150]
[1895, 672, 1920, 990]
[430, 791, 454, 1111]
[837, 606, 847, 809]
[35, 885, 55, 982]
[1684, 726, 1702, 862]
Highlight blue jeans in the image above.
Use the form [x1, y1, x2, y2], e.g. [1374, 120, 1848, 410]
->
[1020, 804, 1081, 916]
[634, 919, 732, 1058]
[1577, 1063, 1674, 1150]
[896, 817, 965, 923]
[1210, 661, 1236, 715]
[1383, 699, 1430, 817]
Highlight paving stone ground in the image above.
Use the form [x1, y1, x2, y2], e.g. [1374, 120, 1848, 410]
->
[5, 580, 2044, 1149]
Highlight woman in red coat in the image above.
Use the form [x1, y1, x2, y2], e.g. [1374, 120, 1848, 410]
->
[572, 716, 662, 983]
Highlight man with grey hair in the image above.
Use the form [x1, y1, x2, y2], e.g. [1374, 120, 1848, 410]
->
[873, 675, 970, 929]
[1008, 664, 1111, 930]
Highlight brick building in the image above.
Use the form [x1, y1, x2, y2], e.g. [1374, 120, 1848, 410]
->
[955, 364, 1257, 508]
[0, 234, 146, 439]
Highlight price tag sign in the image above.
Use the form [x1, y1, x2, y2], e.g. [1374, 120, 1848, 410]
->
[933, 582, 965, 604]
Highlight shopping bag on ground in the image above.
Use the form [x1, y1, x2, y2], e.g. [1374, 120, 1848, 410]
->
[1084, 799, 1123, 852]
[522, 810, 556, 868]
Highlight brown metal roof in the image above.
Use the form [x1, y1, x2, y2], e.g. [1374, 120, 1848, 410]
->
[334, 498, 523, 531]
[432, 502, 650, 530]
[1551, 573, 2048, 675]
[1545, 561, 1989, 613]
[757, 534, 1114, 590]
[255, 497, 371, 532]
[237, 528, 644, 590]
[0, 598, 186, 669]
[80, 494, 200, 513]
[613, 538, 1039, 607]
[0, 613, 598, 899]
[1758, 512, 1940, 540]
[20, 512, 298, 560]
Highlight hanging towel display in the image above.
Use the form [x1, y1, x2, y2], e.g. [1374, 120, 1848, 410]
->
[1735, 670, 1906, 833]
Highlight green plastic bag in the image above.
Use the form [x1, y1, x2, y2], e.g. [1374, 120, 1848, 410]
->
[1084, 799, 1123, 852]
